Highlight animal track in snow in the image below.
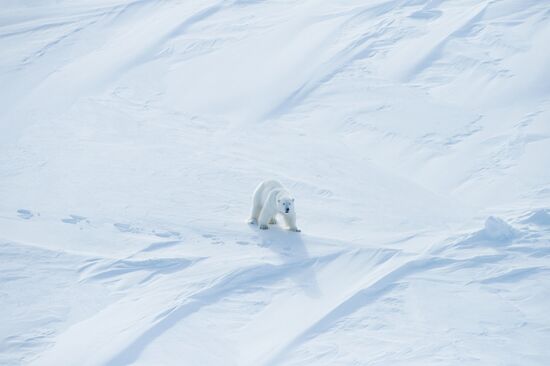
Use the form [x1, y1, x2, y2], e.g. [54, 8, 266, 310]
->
[317, 189, 333, 198]
[202, 233, 223, 245]
[153, 230, 180, 238]
[61, 215, 87, 224]
[114, 223, 142, 233]
[17, 209, 34, 220]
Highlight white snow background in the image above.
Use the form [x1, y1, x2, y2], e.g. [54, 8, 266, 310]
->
[1, 0, 550, 365]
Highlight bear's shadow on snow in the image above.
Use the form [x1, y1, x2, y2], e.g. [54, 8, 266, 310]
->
[256, 227, 321, 298]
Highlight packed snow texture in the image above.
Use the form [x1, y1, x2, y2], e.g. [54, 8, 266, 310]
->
[1, 0, 550, 365]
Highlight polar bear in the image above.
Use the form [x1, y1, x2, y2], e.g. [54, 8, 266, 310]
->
[248, 180, 300, 232]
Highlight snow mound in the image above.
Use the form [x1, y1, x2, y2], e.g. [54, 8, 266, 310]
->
[521, 208, 550, 226]
[453, 216, 519, 249]
[480, 216, 519, 241]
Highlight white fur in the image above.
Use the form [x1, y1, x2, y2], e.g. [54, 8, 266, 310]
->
[248, 180, 300, 232]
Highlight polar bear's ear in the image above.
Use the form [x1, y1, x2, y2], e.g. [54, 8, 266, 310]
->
[291, 198, 295, 202]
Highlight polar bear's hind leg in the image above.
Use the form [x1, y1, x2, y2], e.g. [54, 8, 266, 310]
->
[248, 204, 261, 224]
[248, 182, 265, 224]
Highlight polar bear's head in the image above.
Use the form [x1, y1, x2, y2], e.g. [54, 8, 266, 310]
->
[277, 196, 295, 215]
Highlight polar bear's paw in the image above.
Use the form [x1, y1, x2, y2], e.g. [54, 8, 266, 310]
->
[290, 228, 301, 232]
[269, 218, 277, 224]
[259, 224, 269, 230]
[248, 218, 257, 225]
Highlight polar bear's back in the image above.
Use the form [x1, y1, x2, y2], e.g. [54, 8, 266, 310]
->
[255, 180, 285, 203]
[260, 180, 283, 191]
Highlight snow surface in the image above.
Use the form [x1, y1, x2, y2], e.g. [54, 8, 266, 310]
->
[1, 0, 550, 365]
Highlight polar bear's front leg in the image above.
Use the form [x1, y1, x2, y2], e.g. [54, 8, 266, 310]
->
[284, 213, 300, 232]
[258, 206, 275, 230]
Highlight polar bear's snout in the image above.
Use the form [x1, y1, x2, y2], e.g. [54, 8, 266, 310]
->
[279, 199, 293, 215]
